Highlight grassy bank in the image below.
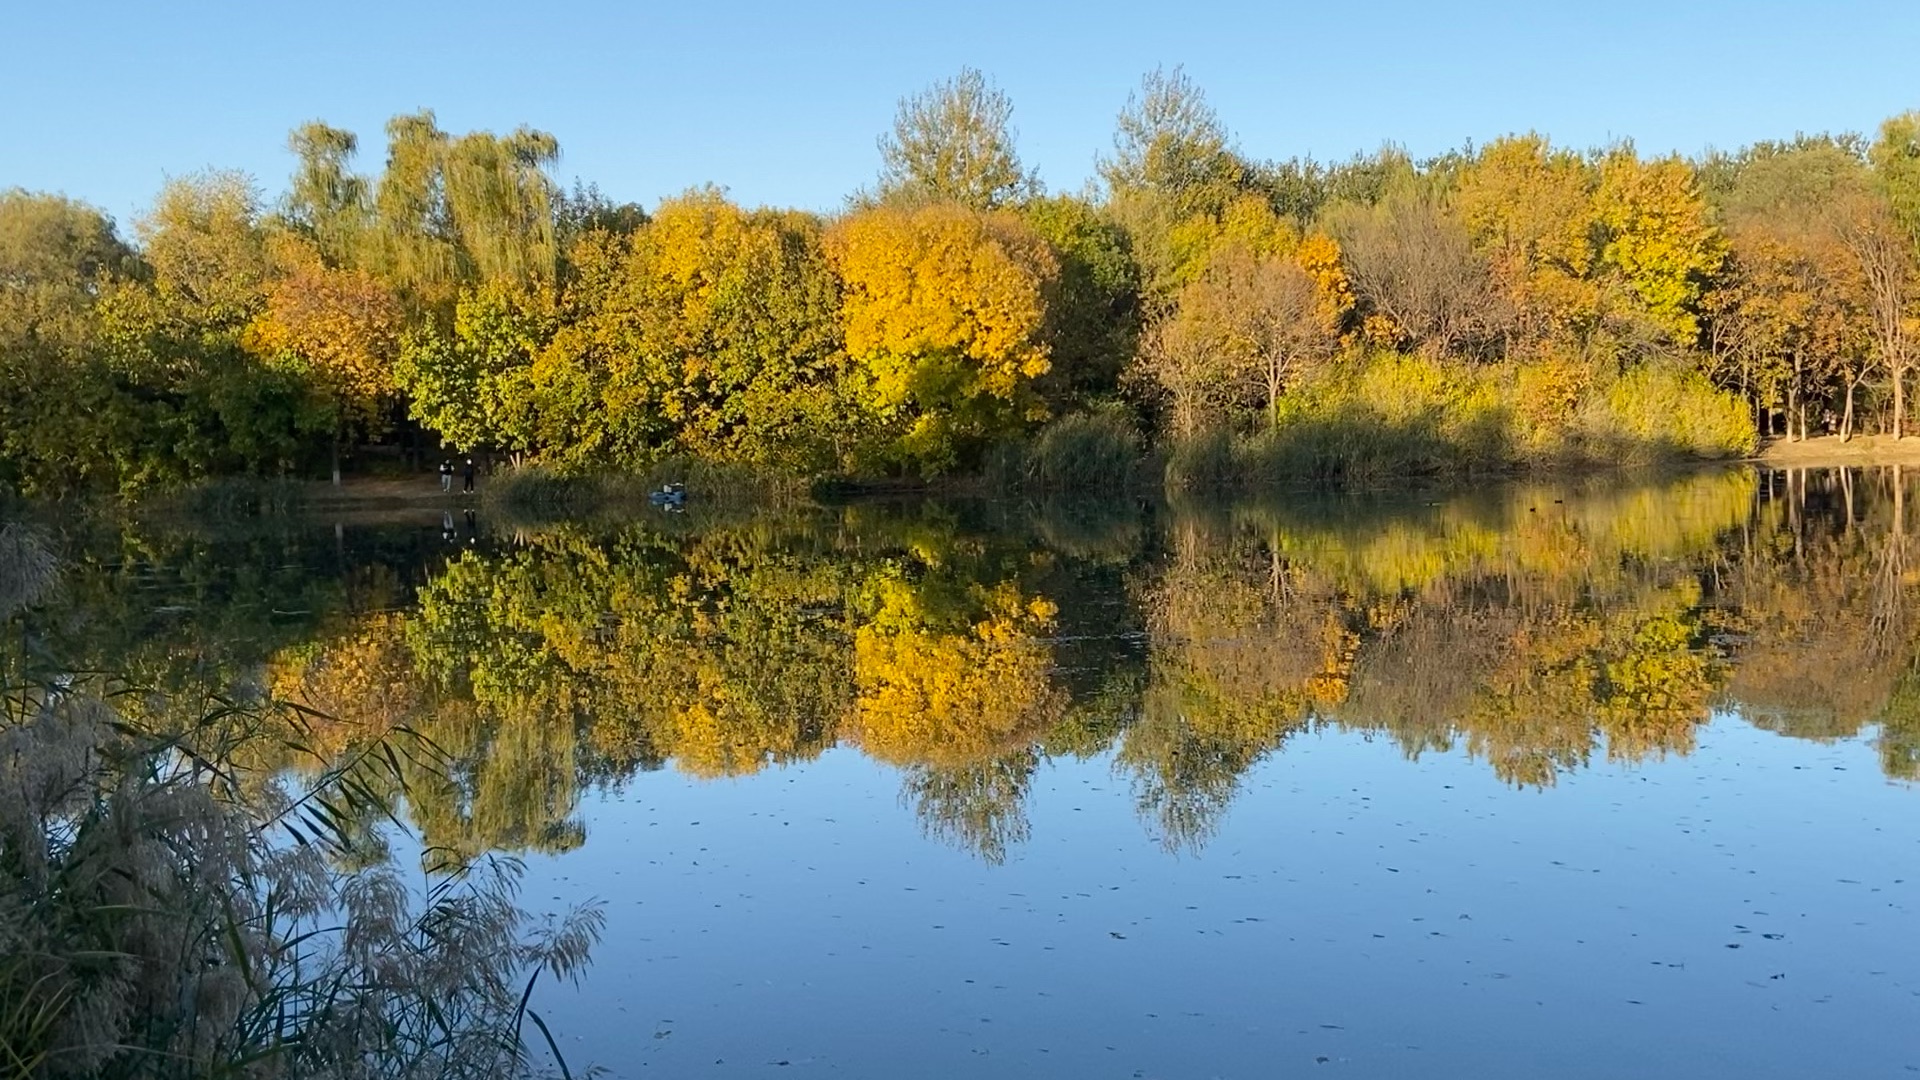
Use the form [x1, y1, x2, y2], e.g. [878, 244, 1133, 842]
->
[481, 456, 816, 525]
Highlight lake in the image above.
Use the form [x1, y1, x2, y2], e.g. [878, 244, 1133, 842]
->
[18, 465, 1919, 1078]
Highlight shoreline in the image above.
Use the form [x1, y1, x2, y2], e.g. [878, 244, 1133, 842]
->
[99, 445, 1920, 524]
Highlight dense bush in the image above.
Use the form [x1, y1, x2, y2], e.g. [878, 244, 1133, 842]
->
[1165, 351, 1756, 490]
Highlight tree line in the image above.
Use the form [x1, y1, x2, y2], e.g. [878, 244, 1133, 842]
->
[4, 70, 1919, 493]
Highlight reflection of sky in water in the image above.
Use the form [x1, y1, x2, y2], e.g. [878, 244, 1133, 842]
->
[529, 716, 1917, 1078]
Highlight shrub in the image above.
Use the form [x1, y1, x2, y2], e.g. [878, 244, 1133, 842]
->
[1162, 350, 1756, 490]
[1164, 428, 1239, 491]
[1025, 407, 1141, 492]
[1581, 364, 1758, 461]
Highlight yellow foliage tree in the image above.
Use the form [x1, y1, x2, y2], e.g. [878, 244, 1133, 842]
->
[1593, 150, 1724, 342]
[1455, 135, 1601, 342]
[828, 204, 1058, 472]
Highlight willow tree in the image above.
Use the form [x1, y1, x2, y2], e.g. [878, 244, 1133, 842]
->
[363, 111, 562, 304]
[285, 122, 370, 266]
[875, 67, 1036, 210]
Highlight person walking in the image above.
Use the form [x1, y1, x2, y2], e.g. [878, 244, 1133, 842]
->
[439, 460, 453, 493]
[462, 457, 476, 495]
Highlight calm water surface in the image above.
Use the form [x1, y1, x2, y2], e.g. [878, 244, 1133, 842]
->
[30, 467, 1920, 1077]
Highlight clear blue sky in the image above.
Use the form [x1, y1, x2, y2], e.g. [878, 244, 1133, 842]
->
[5, 0, 1917, 228]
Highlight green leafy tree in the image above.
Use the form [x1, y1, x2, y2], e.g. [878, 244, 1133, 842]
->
[1018, 194, 1141, 402]
[0, 191, 139, 492]
[1099, 66, 1255, 295]
[875, 67, 1037, 210]
[394, 283, 551, 457]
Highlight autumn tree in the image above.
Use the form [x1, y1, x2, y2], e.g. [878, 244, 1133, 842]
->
[1178, 244, 1337, 427]
[244, 245, 405, 482]
[1703, 136, 1877, 437]
[875, 68, 1036, 210]
[1593, 149, 1724, 343]
[535, 189, 855, 471]
[828, 203, 1059, 472]
[1455, 135, 1599, 346]
[1836, 193, 1915, 437]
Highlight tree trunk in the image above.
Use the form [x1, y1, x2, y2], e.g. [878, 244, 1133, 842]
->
[1788, 360, 1802, 442]
[1843, 382, 1857, 441]
[1898, 367, 1908, 441]
[331, 432, 342, 488]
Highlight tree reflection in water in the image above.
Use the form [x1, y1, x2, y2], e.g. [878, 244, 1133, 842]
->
[26, 467, 1920, 870]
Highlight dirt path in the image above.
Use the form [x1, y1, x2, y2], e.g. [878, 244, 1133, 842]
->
[299, 476, 470, 506]
[1754, 435, 1920, 467]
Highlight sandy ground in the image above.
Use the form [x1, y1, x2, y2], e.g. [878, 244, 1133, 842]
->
[1754, 435, 1920, 467]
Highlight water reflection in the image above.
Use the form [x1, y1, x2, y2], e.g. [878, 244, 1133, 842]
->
[26, 466, 1920, 865]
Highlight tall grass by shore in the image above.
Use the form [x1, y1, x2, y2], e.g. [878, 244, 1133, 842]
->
[1166, 353, 1755, 491]
[0, 526, 604, 1079]
[993, 406, 1145, 494]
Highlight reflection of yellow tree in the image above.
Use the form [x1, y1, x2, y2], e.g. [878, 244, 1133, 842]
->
[1453, 583, 1717, 785]
[1595, 586, 1716, 763]
[1122, 549, 1359, 848]
[848, 571, 1064, 768]
[1153, 475, 1747, 794]
[1713, 474, 1917, 741]
[268, 612, 419, 753]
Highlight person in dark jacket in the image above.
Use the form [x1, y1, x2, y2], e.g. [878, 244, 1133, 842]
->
[462, 458, 476, 494]
[439, 460, 453, 493]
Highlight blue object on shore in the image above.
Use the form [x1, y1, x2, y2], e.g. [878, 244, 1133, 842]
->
[648, 482, 687, 510]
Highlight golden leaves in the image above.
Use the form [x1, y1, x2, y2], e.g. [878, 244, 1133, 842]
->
[847, 575, 1064, 768]
[245, 257, 404, 430]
